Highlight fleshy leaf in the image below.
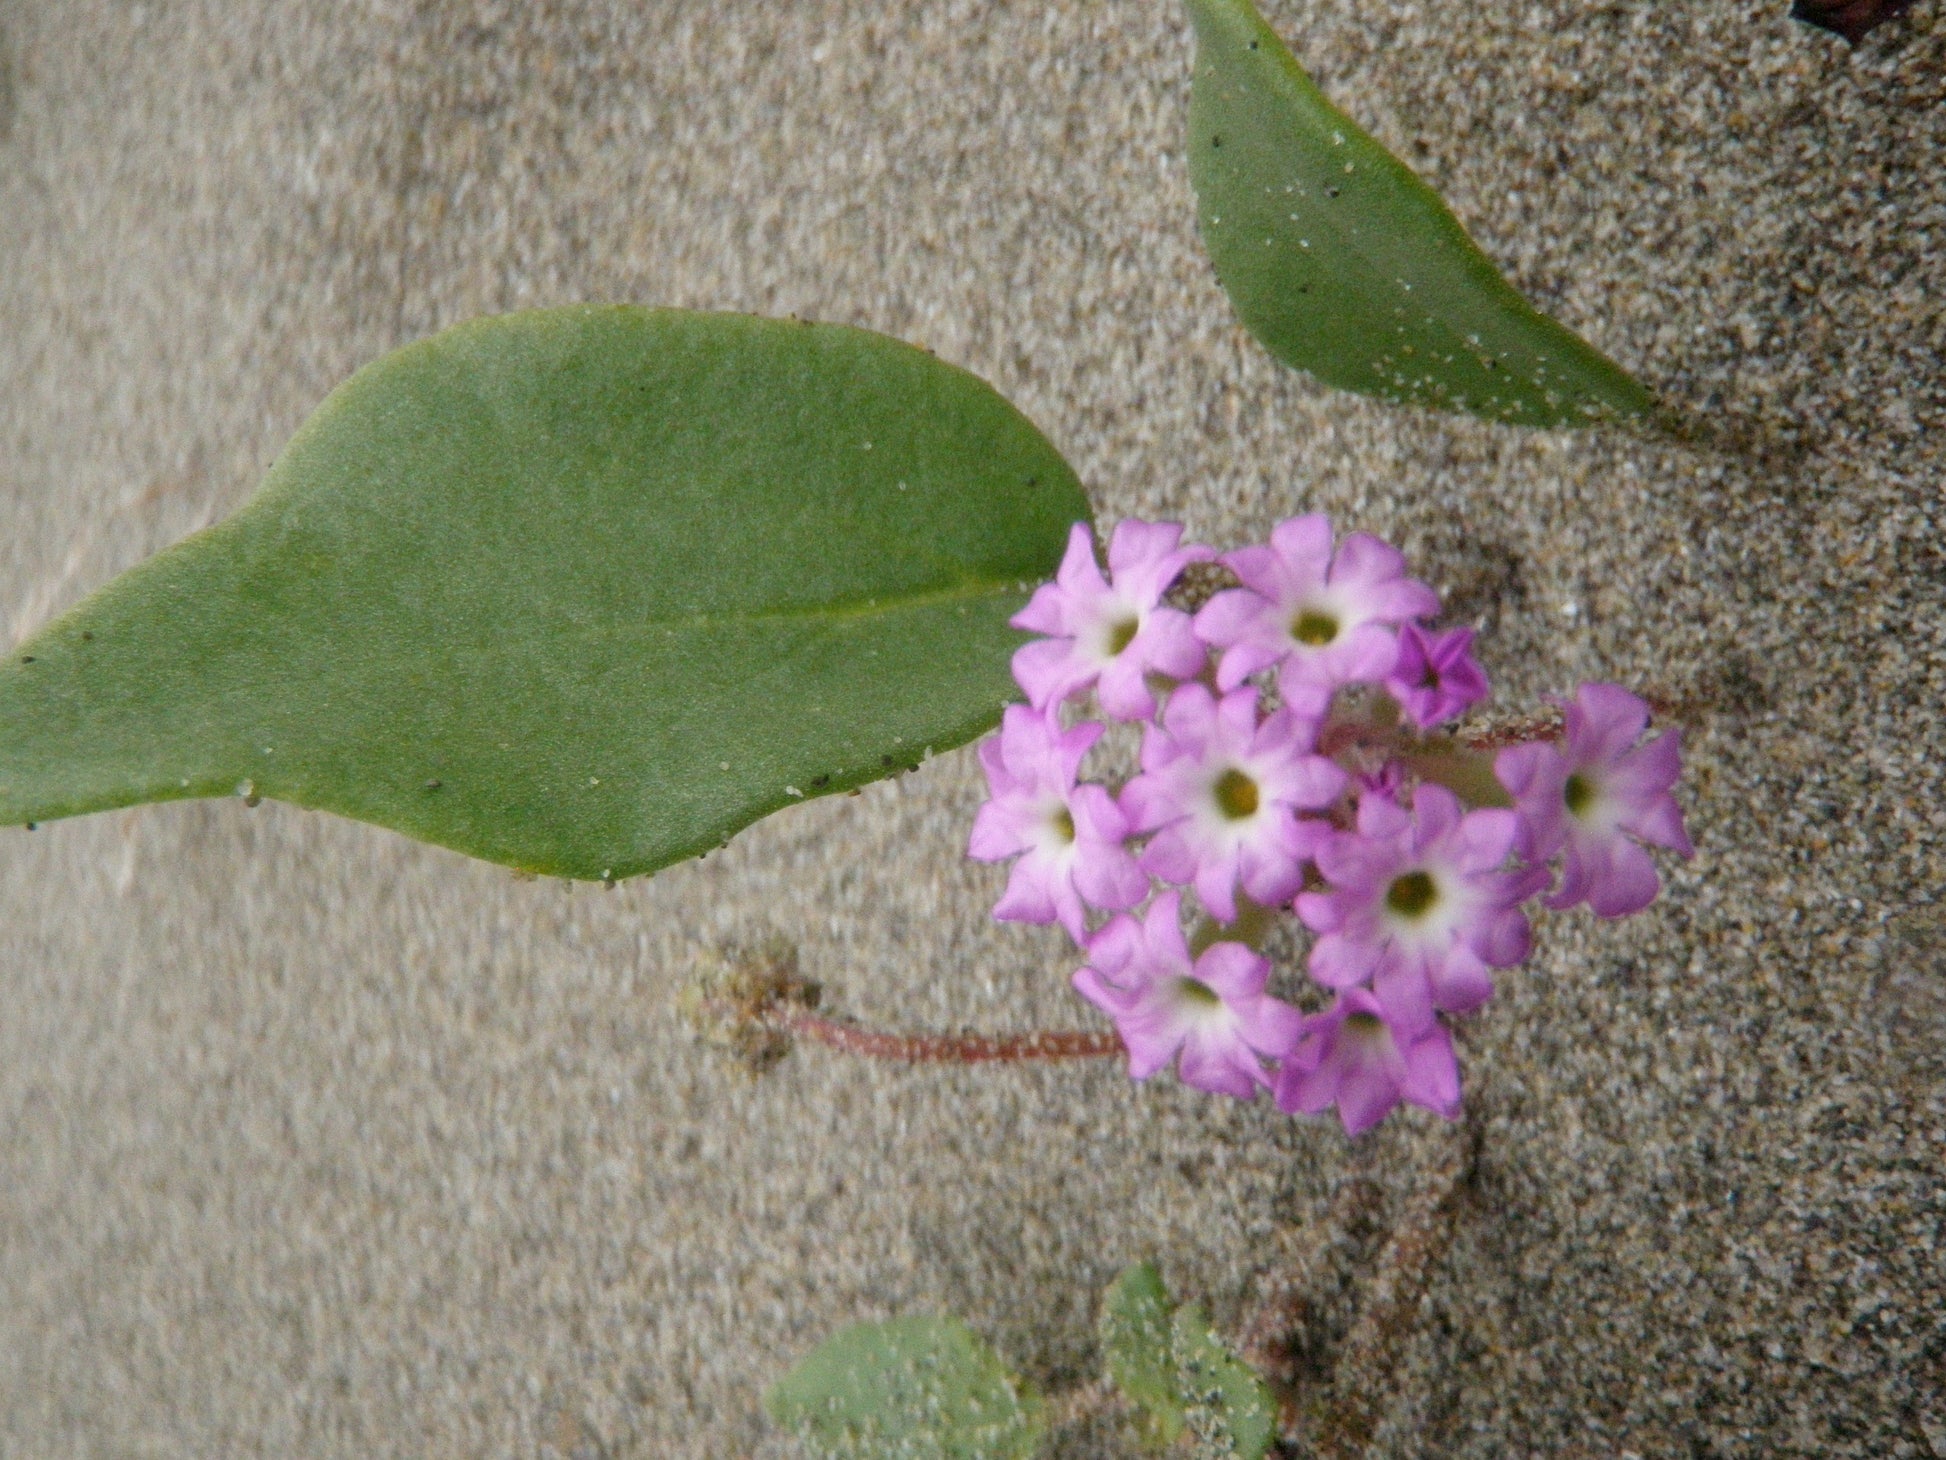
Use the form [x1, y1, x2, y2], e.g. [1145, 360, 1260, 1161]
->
[1791, 0, 1913, 43]
[1100, 1262, 1188, 1448]
[1185, 0, 1655, 427]
[0, 308, 1089, 879]
[1171, 1303, 1277, 1460]
[764, 1315, 1045, 1459]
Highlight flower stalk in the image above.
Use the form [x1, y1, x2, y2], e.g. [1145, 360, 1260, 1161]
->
[761, 1007, 1124, 1065]
[683, 943, 1123, 1069]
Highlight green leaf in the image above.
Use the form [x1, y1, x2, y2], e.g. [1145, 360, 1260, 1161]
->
[1100, 1262, 1187, 1447]
[765, 1315, 1046, 1459]
[0, 308, 1088, 879]
[1171, 1303, 1277, 1460]
[1185, 0, 1654, 427]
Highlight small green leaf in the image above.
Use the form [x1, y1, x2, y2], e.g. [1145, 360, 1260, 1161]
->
[765, 1315, 1045, 1459]
[0, 308, 1089, 878]
[1100, 1262, 1187, 1447]
[1186, 0, 1654, 427]
[1171, 1303, 1277, 1460]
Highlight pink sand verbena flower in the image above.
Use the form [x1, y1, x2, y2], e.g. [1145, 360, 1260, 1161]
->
[1010, 520, 1211, 722]
[1194, 513, 1440, 701]
[1073, 891, 1304, 1099]
[1385, 623, 1490, 728]
[972, 516, 1689, 1140]
[968, 704, 1148, 943]
[1273, 986, 1461, 1135]
[1296, 785, 1538, 1022]
[1120, 683, 1347, 923]
[1495, 683, 1693, 918]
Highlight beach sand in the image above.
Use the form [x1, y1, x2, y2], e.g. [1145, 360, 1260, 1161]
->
[0, 1, 1940, 1454]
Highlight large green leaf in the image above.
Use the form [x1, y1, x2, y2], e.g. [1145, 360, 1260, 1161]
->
[1099, 1262, 1188, 1448]
[1186, 0, 1654, 427]
[0, 308, 1088, 879]
[1171, 1303, 1277, 1460]
[765, 1315, 1045, 1459]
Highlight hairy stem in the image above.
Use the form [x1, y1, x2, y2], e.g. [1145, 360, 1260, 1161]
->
[730, 1000, 1123, 1065]
[1449, 711, 1562, 753]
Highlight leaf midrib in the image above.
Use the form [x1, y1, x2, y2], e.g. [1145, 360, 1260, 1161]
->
[469, 576, 1026, 639]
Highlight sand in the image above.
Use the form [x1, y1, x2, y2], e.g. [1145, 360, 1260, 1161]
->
[0, 0, 1940, 1455]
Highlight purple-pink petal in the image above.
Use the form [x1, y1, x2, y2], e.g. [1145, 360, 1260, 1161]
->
[1070, 852, 1150, 914]
[1007, 519, 1214, 718]
[1560, 833, 1662, 918]
[1627, 789, 1695, 857]
[1196, 515, 1439, 696]
[1137, 609, 1210, 681]
[1451, 805, 1519, 871]
[1267, 513, 1336, 572]
[1479, 905, 1534, 967]
[1176, 1029, 1266, 1099]
[1012, 524, 1104, 636]
[1502, 684, 1692, 919]
[1298, 786, 1534, 1015]
[1387, 624, 1490, 728]
[1070, 892, 1296, 1098]
[1093, 655, 1155, 722]
[994, 856, 1069, 929]
[1565, 681, 1651, 764]
[967, 799, 1037, 860]
[1191, 847, 1247, 924]
[1494, 742, 1569, 861]
[1236, 833, 1307, 910]
[1398, 1025, 1462, 1120]
[1307, 931, 1385, 989]
[1010, 635, 1094, 712]
[1329, 531, 1408, 586]
[1390, 942, 1493, 1018]
[1192, 588, 1266, 655]
[1273, 987, 1456, 1135]
[1069, 782, 1128, 842]
[968, 704, 1142, 942]
[1134, 825, 1198, 888]
[1121, 683, 1343, 924]
[1108, 519, 1212, 603]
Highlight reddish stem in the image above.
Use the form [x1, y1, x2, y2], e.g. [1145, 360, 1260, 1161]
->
[763, 1006, 1123, 1064]
[1449, 712, 1562, 753]
[1449, 687, 1695, 755]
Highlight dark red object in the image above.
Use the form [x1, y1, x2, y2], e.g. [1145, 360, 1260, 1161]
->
[772, 1006, 1123, 1064]
[1791, 0, 1916, 43]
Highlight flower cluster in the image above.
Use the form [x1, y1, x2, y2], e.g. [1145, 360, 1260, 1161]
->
[969, 517, 1692, 1135]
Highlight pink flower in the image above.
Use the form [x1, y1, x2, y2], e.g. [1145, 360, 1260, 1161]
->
[1120, 684, 1347, 923]
[1295, 786, 1538, 1023]
[1385, 623, 1489, 728]
[968, 705, 1148, 943]
[1273, 987, 1461, 1135]
[1011, 520, 1212, 721]
[1073, 891, 1303, 1098]
[1495, 684, 1693, 918]
[1193, 514, 1439, 702]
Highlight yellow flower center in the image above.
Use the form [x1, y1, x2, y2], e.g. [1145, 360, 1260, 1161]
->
[1292, 608, 1339, 646]
[1385, 869, 1437, 918]
[1213, 768, 1260, 820]
[1564, 772, 1594, 817]
[1174, 977, 1221, 1009]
